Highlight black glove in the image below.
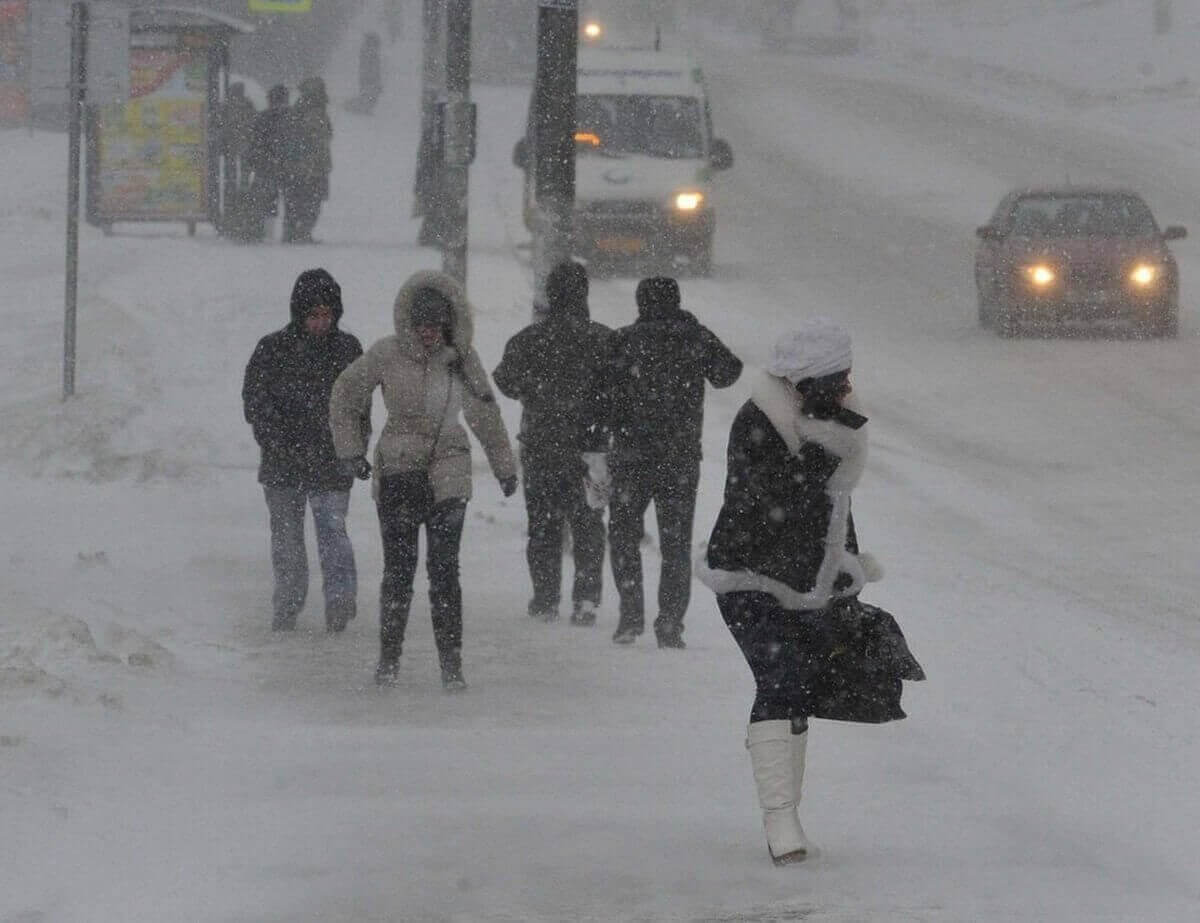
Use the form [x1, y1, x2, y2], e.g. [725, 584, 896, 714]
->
[499, 475, 518, 498]
[342, 456, 372, 480]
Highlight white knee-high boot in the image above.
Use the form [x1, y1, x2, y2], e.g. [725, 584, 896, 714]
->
[746, 720, 809, 864]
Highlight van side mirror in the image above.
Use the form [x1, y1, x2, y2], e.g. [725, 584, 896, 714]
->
[976, 225, 1003, 241]
[710, 138, 733, 171]
[512, 137, 530, 171]
[1163, 225, 1187, 241]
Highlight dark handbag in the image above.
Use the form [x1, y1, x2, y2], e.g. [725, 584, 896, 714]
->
[809, 598, 925, 724]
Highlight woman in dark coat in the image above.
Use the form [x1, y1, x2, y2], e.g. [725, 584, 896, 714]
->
[696, 319, 884, 865]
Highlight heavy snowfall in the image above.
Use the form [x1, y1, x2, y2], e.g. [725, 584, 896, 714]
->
[3, 1, 1200, 920]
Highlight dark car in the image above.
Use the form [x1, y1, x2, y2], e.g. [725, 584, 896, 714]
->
[975, 188, 1186, 337]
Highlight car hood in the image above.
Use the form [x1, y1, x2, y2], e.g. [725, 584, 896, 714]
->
[575, 155, 710, 204]
[1001, 236, 1172, 265]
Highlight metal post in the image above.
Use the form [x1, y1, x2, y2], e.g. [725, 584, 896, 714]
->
[64, 1, 87, 401]
[415, 0, 445, 235]
[531, 0, 578, 320]
[441, 0, 472, 284]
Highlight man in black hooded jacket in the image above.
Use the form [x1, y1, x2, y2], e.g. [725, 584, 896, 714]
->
[601, 276, 742, 648]
[493, 261, 612, 625]
[242, 269, 369, 631]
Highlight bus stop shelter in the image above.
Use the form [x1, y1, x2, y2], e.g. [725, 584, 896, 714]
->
[86, 6, 253, 235]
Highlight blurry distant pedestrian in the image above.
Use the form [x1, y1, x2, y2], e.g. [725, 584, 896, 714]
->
[346, 32, 383, 114]
[493, 261, 613, 626]
[242, 269, 368, 632]
[330, 271, 517, 691]
[219, 82, 257, 194]
[280, 76, 333, 244]
[601, 277, 742, 648]
[242, 84, 291, 242]
[386, 0, 404, 44]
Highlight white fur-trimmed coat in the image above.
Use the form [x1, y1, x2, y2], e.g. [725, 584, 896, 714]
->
[696, 371, 882, 610]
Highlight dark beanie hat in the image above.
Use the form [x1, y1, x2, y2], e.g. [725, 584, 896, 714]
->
[290, 268, 342, 322]
[545, 261, 589, 317]
[635, 276, 680, 313]
[410, 286, 453, 329]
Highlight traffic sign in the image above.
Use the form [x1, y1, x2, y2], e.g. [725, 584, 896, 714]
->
[249, 0, 312, 12]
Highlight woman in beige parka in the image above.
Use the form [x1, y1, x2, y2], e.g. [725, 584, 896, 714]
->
[330, 270, 517, 690]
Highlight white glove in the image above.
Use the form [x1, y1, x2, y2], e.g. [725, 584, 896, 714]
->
[581, 452, 612, 510]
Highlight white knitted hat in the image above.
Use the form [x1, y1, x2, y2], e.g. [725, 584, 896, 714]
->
[766, 318, 852, 384]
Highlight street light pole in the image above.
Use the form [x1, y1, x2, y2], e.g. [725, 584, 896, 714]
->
[531, 0, 578, 320]
[64, 1, 88, 401]
[442, 0, 474, 285]
[415, 0, 445, 241]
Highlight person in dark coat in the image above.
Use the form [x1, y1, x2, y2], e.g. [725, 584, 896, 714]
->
[219, 82, 257, 194]
[695, 319, 884, 865]
[601, 276, 742, 648]
[493, 261, 613, 625]
[243, 84, 291, 242]
[356, 32, 383, 114]
[280, 77, 333, 244]
[242, 269, 369, 631]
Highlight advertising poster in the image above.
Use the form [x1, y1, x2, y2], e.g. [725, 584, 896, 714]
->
[92, 43, 209, 221]
[0, 0, 29, 124]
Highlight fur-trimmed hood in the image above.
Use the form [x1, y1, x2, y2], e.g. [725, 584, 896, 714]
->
[393, 270, 475, 356]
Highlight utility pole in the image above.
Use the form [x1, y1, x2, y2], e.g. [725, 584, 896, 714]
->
[63, 1, 88, 401]
[531, 0, 578, 320]
[415, 0, 445, 244]
[441, 0, 474, 284]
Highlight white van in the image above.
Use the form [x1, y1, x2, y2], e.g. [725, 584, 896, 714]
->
[514, 46, 734, 275]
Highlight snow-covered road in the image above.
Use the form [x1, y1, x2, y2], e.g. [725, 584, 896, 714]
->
[3, 2, 1199, 920]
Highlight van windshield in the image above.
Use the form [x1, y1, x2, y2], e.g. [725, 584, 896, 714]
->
[576, 95, 705, 159]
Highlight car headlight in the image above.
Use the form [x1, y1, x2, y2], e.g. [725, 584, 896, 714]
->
[1129, 263, 1160, 287]
[674, 191, 704, 212]
[583, 20, 603, 40]
[1024, 264, 1056, 288]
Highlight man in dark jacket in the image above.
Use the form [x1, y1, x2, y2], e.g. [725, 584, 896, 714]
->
[493, 261, 612, 625]
[280, 77, 333, 244]
[242, 84, 290, 242]
[602, 276, 742, 648]
[242, 269, 369, 631]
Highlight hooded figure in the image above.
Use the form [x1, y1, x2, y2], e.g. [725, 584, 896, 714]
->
[694, 320, 918, 868]
[492, 261, 613, 624]
[242, 268, 366, 631]
[599, 276, 742, 648]
[329, 270, 517, 690]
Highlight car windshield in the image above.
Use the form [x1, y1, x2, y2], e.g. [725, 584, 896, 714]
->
[1008, 194, 1159, 238]
[576, 95, 706, 159]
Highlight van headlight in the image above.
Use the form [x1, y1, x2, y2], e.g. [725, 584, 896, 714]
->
[1129, 263, 1160, 287]
[1024, 263, 1057, 288]
[674, 191, 704, 212]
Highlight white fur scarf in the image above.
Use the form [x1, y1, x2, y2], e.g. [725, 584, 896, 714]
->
[695, 372, 883, 609]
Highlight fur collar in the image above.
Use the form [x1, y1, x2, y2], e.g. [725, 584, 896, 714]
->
[749, 371, 868, 491]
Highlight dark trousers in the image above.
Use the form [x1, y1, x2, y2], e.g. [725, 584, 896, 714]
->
[376, 474, 467, 666]
[263, 488, 356, 627]
[283, 179, 324, 243]
[522, 449, 605, 610]
[718, 591, 830, 725]
[608, 454, 700, 639]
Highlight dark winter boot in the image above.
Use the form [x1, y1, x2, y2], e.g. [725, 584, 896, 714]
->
[439, 648, 467, 692]
[570, 600, 598, 627]
[271, 610, 298, 632]
[375, 650, 401, 687]
[528, 598, 559, 623]
[325, 599, 356, 633]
